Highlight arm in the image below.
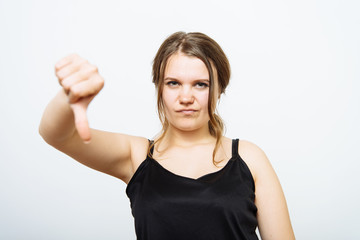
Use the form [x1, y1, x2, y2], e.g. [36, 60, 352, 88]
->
[239, 140, 295, 240]
[39, 54, 148, 183]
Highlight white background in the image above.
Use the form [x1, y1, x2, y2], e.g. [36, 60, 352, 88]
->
[1, 0, 359, 239]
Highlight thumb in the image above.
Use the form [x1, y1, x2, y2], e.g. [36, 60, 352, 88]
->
[70, 101, 91, 143]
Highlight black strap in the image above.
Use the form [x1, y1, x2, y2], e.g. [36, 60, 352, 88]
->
[149, 140, 154, 155]
[232, 139, 239, 157]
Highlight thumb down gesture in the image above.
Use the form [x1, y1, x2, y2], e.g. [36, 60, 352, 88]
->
[55, 54, 104, 143]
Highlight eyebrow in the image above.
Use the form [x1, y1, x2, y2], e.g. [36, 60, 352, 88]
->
[164, 77, 210, 82]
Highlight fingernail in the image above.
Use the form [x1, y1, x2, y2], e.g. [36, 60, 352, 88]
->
[84, 140, 91, 144]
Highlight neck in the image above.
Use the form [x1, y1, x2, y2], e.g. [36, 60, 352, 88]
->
[160, 124, 215, 148]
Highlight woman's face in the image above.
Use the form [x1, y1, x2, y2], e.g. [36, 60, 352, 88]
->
[162, 52, 217, 133]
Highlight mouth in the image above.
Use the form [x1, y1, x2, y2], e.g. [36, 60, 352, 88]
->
[176, 109, 198, 115]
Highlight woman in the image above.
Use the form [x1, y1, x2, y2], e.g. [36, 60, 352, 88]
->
[39, 32, 295, 239]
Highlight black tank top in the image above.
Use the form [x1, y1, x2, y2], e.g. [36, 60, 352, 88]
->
[126, 139, 258, 240]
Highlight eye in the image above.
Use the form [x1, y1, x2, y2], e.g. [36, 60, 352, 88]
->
[165, 80, 179, 87]
[195, 82, 209, 88]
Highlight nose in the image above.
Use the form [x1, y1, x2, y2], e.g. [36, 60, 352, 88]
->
[179, 86, 194, 105]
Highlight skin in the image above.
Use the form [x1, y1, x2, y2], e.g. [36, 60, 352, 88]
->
[39, 53, 295, 239]
[163, 53, 211, 134]
[154, 52, 232, 177]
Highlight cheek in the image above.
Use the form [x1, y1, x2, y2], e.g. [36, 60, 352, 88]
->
[198, 91, 209, 109]
[162, 89, 176, 109]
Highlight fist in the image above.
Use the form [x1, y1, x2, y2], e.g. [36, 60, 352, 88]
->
[55, 54, 104, 103]
[55, 54, 104, 143]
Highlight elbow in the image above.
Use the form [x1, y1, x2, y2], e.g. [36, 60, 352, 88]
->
[38, 121, 57, 146]
[38, 121, 74, 148]
[38, 124, 51, 145]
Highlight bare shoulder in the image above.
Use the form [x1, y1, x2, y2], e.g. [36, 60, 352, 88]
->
[238, 140, 295, 238]
[238, 140, 273, 183]
[129, 136, 150, 164]
[238, 139, 295, 238]
[126, 135, 150, 183]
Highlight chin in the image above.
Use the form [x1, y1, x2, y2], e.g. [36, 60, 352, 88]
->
[177, 125, 199, 132]
[170, 120, 206, 132]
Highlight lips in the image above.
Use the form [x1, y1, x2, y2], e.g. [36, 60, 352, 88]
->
[176, 109, 198, 115]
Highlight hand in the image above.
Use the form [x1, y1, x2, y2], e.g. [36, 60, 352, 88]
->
[55, 54, 104, 143]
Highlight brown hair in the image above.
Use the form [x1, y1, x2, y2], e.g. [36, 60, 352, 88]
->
[150, 31, 231, 166]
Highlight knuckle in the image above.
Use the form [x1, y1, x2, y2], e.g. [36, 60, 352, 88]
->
[97, 77, 105, 87]
[69, 86, 80, 97]
[62, 83, 70, 91]
[58, 79, 63, 87]
[55, 72, 62, 80]
[92, 77, 104, 92]
[55, 64, 61, 71]
[61, 79, 71, 90]
[83, 60, 90, 67]
[78, 58, 87, 66]
[78, 59, 89, 68]
[56, 70, 65, 79]
[89, 64, 98, 73]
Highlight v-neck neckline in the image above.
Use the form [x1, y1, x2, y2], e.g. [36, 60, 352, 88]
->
[149, 156, 236, 181]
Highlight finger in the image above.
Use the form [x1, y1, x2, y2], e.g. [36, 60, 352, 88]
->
[68, 76, 104, 103]
[55, 53, 79, 71]
[70, 102, 91, 143]
[56, 57, 86, 81]
[61, 64, 98, 91]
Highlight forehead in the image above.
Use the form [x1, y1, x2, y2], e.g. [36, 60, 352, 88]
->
[164, 52, 209, 80]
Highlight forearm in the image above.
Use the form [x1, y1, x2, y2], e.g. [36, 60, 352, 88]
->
[39, 89, 76, 145]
